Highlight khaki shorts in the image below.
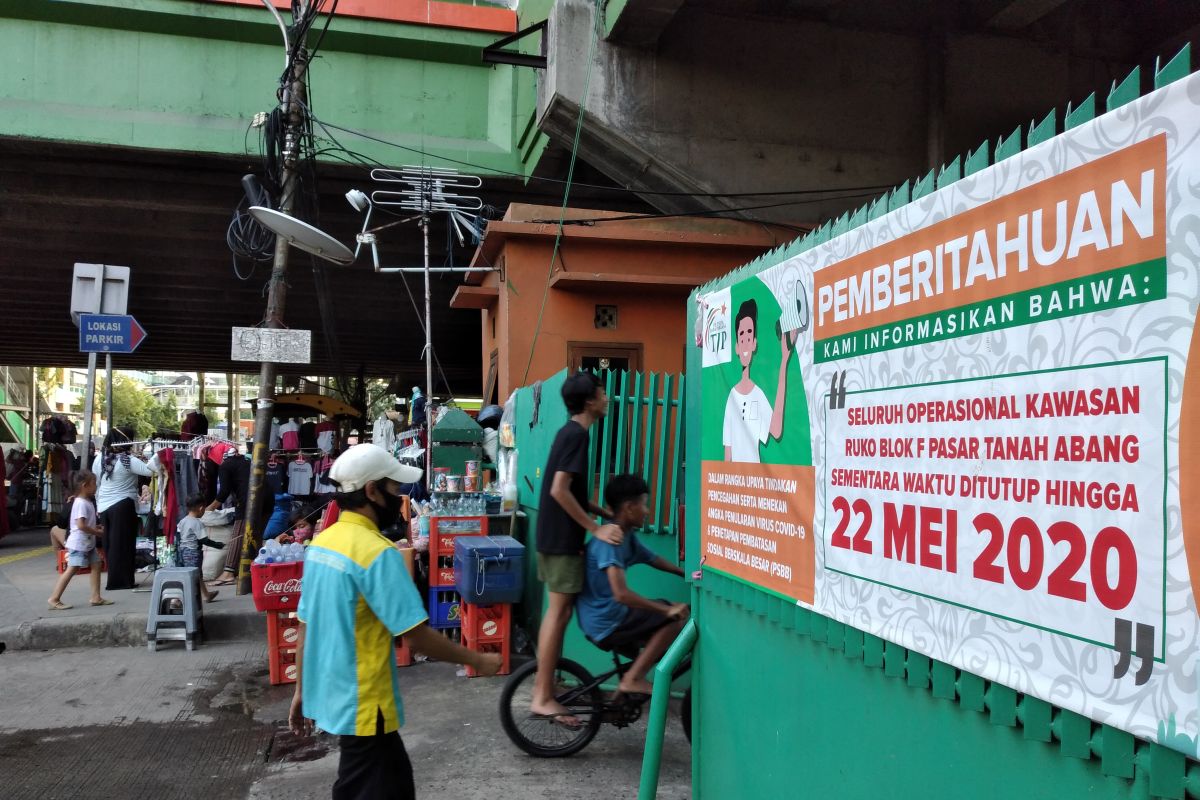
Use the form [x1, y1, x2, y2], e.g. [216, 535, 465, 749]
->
[537, 553, 584, 595]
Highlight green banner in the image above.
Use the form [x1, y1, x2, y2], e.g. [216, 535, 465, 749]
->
[814, 259, 1166, 363]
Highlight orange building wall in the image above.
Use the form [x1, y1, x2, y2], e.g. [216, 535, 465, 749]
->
[481, 236, 773, 399]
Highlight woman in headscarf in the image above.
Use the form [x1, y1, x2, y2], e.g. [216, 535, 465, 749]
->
[92, 426, 158, 591]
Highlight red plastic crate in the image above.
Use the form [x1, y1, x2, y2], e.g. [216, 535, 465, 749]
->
[395, 636, 412, 668]
[461, 603, 511, 644]
[431, 554, 456, 588]
[430, 516, 487, 556]
[56, 549, 107, 574]
[266, 612, 301, 684]
[251, 561, 304, 611]
[267, 611, 301, 650]
[463, 640, 510, 678]
[269, 647, 298, 685]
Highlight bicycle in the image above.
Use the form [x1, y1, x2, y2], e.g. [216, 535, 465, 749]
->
[498, 642, 693, 758]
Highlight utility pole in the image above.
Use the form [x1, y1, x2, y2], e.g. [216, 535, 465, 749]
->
[238, 25, 309, 595]
[422, 215, 433, 475]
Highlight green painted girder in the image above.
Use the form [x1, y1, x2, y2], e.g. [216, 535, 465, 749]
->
[0, 0, 537, 175]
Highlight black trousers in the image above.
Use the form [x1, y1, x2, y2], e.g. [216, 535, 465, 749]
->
[101, 497, 138, 591]
[333, 710, 415, 800]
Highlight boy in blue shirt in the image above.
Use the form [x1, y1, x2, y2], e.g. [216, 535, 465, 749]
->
[577, 474, 688, 697]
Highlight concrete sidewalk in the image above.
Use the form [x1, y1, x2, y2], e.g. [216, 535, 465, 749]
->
[0, 525, 261, 651]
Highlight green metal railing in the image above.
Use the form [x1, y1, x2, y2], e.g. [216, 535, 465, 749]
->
[586, 370, 685, 537]
[638, 619, 697, 800]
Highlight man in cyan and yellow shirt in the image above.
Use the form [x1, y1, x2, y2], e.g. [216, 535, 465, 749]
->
[289, 444, 500, 800]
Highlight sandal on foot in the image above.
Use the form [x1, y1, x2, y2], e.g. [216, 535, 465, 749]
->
[530, 712, 583, 730]
[210, 577, 235, 586]
[47, 600, 72, 611]
[90, 598, 114, 606]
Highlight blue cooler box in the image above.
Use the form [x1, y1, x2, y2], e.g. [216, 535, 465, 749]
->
[454, 535, 525, 605]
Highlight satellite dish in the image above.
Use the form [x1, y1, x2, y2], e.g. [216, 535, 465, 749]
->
[248, 206, 355, 265]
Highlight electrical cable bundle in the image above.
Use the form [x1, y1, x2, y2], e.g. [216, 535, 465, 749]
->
[227, 196, 277, 280]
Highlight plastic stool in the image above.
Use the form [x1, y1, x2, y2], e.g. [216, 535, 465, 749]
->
[145, 567, 204, 651]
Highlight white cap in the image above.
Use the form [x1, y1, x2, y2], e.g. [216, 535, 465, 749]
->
[330, 443, 423, 491]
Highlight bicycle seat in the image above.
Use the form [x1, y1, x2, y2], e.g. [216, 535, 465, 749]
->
[584, 634, 641, 662]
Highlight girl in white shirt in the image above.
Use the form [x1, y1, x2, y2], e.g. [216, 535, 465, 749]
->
[48, 470, 110, 609]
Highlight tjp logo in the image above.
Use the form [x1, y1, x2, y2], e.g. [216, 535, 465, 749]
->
[706, 313, 728, 354]
[700, 288, 732, 367]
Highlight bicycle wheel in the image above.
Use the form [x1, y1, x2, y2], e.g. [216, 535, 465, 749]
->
[498, 657, 603, 757]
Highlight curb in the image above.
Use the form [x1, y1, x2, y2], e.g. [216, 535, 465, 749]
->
[0, 607, 264, 651]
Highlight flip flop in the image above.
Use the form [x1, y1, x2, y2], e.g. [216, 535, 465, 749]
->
[47, 601, 72, 611]
[207, 591, 219, 601]
[210, 577, 236, 586]
[530, 712, 583, 730]
[90, 599, 114, 606]
[614, 690, 652, 705]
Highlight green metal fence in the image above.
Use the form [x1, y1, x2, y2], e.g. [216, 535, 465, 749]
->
[586, 370, 685, 537]
[512, 368, 689, 677]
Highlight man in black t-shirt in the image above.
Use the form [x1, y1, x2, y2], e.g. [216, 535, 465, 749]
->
[531, 371, 624, 726]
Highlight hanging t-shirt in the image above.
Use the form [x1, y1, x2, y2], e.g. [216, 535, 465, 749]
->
[280, 421, 301, 451]
[316, 421, 336, 453]
[299, 421, 318, 450]
[270, 420, 282, 450]
[181, 411, 209, 437]
[313, 454, 336, 494]
[372, 415, 396, 452]
[288, 459, 314, 496]
[265, 461, 286, 496]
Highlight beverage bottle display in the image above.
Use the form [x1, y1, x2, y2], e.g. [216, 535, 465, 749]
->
[254, 538, 308, 565]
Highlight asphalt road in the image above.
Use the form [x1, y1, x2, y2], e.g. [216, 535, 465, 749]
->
[0, 625, 692, 800]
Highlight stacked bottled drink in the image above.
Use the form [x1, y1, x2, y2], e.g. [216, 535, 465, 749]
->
[254, 538, 307, 565]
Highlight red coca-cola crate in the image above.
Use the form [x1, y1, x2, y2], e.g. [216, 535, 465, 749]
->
[430, 516, 487, 556]
[431, 554, 456, 588]
[251, 561, 304, 611]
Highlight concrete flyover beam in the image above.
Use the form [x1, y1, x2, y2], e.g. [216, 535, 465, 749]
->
[538, 0, 928, 225]
[603, 0, 686, 47]
[987, 0, 1072, 30]
[539, 95, 733, 217]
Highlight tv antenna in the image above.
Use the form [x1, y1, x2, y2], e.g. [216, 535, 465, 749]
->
[346, 166, 489, 472]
